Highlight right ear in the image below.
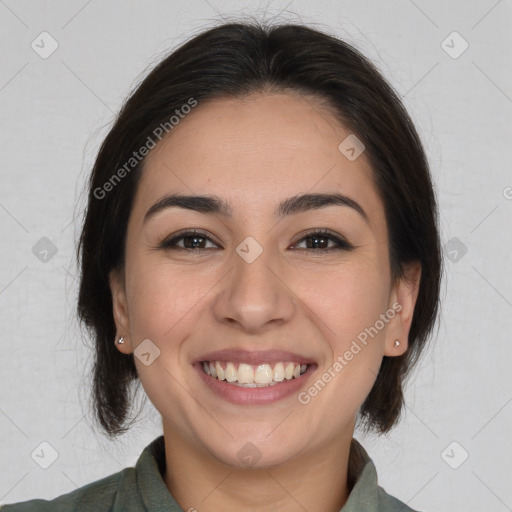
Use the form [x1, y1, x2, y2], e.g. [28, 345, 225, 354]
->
[109, 268, 131, 353]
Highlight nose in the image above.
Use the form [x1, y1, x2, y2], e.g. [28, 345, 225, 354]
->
[212, 243, 296, 334]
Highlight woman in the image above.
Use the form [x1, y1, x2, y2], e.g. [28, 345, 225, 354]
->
[3, 19, 441, 512]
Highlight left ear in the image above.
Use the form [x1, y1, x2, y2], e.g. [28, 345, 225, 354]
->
[384, 261, 422, 357]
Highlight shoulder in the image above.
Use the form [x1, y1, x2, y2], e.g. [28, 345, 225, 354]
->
[377, 485, 421, 512]
[0, 467, 134, 512]
[346, 438, 423, 512]
[1, 435, 169, 512]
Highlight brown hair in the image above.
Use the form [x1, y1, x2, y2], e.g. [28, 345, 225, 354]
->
[77, 20, 442, 438]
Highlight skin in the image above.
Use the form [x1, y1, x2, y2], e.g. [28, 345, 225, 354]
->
[109, 91, 421, 512]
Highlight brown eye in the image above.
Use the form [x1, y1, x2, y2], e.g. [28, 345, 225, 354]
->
[292, 230, 352, 253]
[160, 230, 219, 250]
[159, 229, 352, 253]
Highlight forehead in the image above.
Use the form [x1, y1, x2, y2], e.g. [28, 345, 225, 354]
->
[133, 92, 383, 224]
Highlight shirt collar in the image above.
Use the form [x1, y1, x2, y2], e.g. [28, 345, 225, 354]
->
[343, 438, 380, 511]
[134, 435, 181, 511]
[133, 435, 381, 512]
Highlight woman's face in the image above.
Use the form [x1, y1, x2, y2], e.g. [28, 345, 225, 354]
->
[110, 92, 419, 468]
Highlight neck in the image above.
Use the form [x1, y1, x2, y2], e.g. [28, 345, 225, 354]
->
[162, 425, 354, 512]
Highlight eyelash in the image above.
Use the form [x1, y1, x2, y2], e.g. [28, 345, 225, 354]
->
[158, 229, 353, 253]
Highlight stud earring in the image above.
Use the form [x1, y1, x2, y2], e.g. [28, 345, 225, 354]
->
[117, 336, 125, 345]
[394, 339, 400, 348]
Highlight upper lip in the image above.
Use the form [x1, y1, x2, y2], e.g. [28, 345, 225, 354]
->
[194, 349, 316, 366]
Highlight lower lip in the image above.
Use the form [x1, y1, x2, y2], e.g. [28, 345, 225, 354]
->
[194, 363, 317, 405]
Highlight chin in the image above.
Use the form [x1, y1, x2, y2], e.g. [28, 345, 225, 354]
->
[203, 435, 303, 470]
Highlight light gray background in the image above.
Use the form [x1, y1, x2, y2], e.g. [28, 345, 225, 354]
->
[1, 1, 511, 511]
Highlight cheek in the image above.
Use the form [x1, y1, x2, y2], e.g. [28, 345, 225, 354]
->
[295, 263, 391, 420]
[123, 256, 214, 407]
[298, 259, 391, 346]
[125, 252, 218, 342]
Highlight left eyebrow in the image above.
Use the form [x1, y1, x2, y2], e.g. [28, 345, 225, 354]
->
[143, 192, 369, 224]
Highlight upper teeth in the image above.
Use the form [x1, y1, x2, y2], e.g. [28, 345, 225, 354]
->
[202, 361, 308, 386]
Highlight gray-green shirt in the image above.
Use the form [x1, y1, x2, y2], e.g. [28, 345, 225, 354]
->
[1, 436, 419, 511]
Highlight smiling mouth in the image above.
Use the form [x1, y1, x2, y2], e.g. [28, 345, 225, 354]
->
[201, 360, 311, 388]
